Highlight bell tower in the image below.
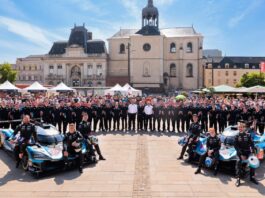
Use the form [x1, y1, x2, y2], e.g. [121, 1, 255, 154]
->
[142, 0, 159, 29]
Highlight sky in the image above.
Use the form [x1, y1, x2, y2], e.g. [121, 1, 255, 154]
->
[0, 0, 265, 63]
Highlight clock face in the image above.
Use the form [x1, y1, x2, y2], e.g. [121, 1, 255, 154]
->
[143, 43, 151, 52]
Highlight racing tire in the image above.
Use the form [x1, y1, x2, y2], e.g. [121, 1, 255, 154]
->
[21, 153, 29, 171]
[0, 135, 3, 149]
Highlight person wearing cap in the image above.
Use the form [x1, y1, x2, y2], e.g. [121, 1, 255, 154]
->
[195, 128, 221, 175]
[177, 114, 202, 160]
[234, 122, 258, 187]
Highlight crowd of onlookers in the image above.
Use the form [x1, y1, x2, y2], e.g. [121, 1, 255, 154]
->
[0, 94, 265, 135]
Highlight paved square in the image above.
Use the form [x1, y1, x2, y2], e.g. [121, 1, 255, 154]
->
[0, 132, 264, 197]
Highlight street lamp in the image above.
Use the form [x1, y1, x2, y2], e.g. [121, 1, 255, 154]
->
[126, 43, 131, 84]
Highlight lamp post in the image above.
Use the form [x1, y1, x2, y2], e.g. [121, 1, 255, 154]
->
[211, 57, 214, 86]
[127, 43, 131, 84]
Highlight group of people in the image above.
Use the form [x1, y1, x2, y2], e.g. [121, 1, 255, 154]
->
[1, 93, 264, 182]
[1, 94, 265, 135]
[11, 113, 105, 174]
[177, 114, 259, 187]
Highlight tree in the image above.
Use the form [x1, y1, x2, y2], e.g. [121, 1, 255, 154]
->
[0, 62, 17, 83]
[236, 72, 265, 88]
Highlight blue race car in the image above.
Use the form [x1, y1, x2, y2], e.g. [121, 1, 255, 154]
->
[0, 124, 64, 176]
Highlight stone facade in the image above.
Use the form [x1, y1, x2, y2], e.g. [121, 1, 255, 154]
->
[107, 0, 204, 91]
[204, 56, 265, 87]
[16, 25, 107, 87]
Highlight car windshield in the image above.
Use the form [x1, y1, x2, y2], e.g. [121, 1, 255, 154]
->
[220, 135, 235, 146]
[37, 134, 63, 145]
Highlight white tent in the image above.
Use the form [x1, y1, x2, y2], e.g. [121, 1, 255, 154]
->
[122, 83, 142, 96]
[0, 80, 20, 91]
[24, 81, 48, 91]
[104, 84, 126, 95]
[50, 82, 75, 92]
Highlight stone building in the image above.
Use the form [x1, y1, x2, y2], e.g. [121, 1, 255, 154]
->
[107, 0, 204, 92]
[16, 25, 107, 87]
[204, 56, 265, 87]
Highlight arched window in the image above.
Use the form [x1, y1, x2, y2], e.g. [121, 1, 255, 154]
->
[120, 44, 125, 54]
[187, 42, 193, 53]
[170, 63, 176, 77]
[170, 43, 176, 53]
[186, 63, 193, 77]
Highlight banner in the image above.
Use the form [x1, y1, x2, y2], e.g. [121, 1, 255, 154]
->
[261, 61, 265, 73]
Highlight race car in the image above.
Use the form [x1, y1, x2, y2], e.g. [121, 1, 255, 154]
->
[220, 126, 265, 160]
[0, 123, 97, 177]
[0, 124, 64, 176]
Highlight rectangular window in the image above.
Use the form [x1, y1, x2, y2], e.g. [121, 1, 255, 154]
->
[225, 71, 229, 76]
[58, 65, 62, 69]
[57, 65, 63, 75]
[233, 71, 237, 76]
[245, 63, 249, 69]
[87, 65, 93, 76]
[96, 65, 102, 76]
[49, 65, 54, 74]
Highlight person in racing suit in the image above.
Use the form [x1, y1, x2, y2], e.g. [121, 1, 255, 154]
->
[178, 114, 202, 160]
[63, 122, 84, 173]
[195, 128, 221, 175]
[78, 113, 105, 160]
[234, 121, 258, 187]
[12, 115, 38, 168]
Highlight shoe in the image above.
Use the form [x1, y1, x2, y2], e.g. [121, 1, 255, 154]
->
[16, 161, 20, 168]
[235, 178, 241, 187]
[214, 168, 218, 176]
[250, 177, 259, 185]
[194, 169, 201, 174]
[99, 155, 106, 160]
[177, 156, 183, 160]
[79, 167, 83, 174]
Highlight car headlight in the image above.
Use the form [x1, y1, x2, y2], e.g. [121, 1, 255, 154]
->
[32, 152, 50, 160]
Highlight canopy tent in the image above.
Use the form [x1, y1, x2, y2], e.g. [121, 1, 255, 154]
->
[50, 82, 75, 92]
[243, 85, 265, 93]
[0, 80, 20, 91]
[122, 83, 142, 96]
[104, 84, 126, 95]
[211, 85, 235, 93]
[24, 81, 48, 91]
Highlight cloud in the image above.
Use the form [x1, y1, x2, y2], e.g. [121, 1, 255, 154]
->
[0, 16, 64, 48]
[228, 0, 262, 28]
[0, 0, 25, 18]
[120, 0, 141, 19]
[67, 0, 104, 15]
[156, 0, 176, 6]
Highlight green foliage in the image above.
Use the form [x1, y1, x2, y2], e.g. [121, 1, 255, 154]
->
[0, 62, 17, 83]
[237, 72, 265, 88]
[179, 91, 188, 97]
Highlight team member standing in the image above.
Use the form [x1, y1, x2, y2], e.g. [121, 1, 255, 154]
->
[144, 100, 153, 131]
[112, 102, 121, 131]
[128, 99, 137, 131]
[120, 102, 128, 131]
[137, 101, 145, 131]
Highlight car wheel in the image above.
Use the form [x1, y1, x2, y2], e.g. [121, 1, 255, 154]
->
[22, 153, 29, 171]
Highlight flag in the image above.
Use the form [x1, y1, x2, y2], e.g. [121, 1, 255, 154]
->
[261, 61, 265, 73]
